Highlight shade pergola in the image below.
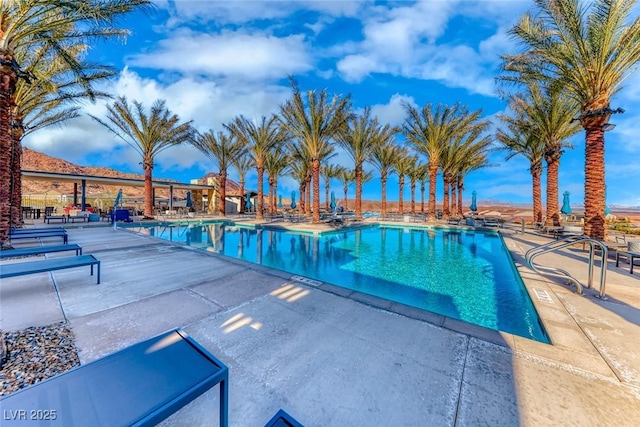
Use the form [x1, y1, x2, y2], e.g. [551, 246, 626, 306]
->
[21, 170, 214, 211]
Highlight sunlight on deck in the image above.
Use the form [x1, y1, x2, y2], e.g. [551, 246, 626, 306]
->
[221, 312, 263, 334]
[270, 283, 310, 302]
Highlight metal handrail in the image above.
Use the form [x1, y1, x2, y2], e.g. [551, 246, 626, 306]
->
[525, 235, 608, 299]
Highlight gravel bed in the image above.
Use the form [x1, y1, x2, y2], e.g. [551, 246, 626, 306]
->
[0, 322, 80, 396]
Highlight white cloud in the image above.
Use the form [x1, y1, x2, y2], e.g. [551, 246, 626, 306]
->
[156, 0, 364, 26]
[369, 93, 416, 127]
[128, 30, 313, 80]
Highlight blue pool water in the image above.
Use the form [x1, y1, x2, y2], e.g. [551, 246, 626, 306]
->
[127, 221, 548, 342]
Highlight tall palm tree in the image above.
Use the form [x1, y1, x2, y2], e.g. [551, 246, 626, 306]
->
[503, 0, 640, 239]
[278, 77, 351, 223]
[264, 147, 290, 214]
[521, 85, 580, 226]
[456, 146, 491, 217]
[403, 103, 478, 217]
[91, 97, 193, 218]
[496, 119, 545, 223]
[227, 115, 288, 220]
[232, 154, 254, 213]
[336, 108, 396, 220]
[394, 149, 416, 215]
[0, 0, 152, 245]
[9, 44, 112, 228]
[417, 164, 428, 213]
[289, 159, 310, 214]
[192, 130, 246, 217]
[371, 143, 400, 219]
[407, 162, 427, 215]
[322, 163, 345, 211]
[338, 168, 355, 211]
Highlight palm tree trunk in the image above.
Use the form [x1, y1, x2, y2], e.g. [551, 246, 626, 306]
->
[428, 164, 438, 217]
[144, 162, 154, 218]
[343, 185, 348, 211]
[268, 175, 275, 214]
[584, 127, 606, 240]
[1, 59, 18, 246]
[312, 159, 321, 223]
[532, 167, 542, 223]
[256, 166, 265, 220]
[381, 173, 387, 218]
[10, 124, 24, 228]
[355, 165, 362, 220]
[420, 182, 425, 213]
[219, 170, 227, 217]
[325, 181, 330, 211]
[398, 175, 404, 215]
[239, 178, 245, 213]
[545, 156, 560, 226]
[410, 182, 416, 214]
[305, 176, 311, 216]
[442, 178, 450, 219]
[299, 182, 306, 214]
[451, 184, 457, 216]
[457, 178, 464, 216]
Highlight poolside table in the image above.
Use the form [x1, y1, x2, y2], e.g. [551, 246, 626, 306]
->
[616, 251, 640, 274]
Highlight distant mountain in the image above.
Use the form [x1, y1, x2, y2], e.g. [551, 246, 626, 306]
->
[21, 148, 179, 198]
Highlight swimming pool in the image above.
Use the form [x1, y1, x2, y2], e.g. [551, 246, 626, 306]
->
[127, 221, 548, 342]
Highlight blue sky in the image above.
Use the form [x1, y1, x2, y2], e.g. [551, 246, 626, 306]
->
[24, 0, 640, 208]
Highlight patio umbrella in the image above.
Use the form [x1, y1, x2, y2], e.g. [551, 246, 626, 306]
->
[290, 191, 297, 210]
[185, 191, 193, 209]
[469, 191, 477, 212]
[278, 194, 283, 209]
[330, 191, 336, 211]
[245, 192, 252, 211]
[560, 191, 572, 215]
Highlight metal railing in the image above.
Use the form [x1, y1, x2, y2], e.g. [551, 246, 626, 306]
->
[525, 235, 608, 299]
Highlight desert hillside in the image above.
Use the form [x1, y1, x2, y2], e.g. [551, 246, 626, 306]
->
[21, 148, 179, 198]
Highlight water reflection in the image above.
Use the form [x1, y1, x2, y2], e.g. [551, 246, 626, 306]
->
[134, 222, 547, 341]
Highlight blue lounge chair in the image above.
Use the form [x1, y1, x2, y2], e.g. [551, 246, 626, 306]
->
[264, 409, 304, 427]
[0, 254, 100, 284]
[0, 329, 229, 427]
[0, 244, 82, 259]
[9, 230, 68, 244]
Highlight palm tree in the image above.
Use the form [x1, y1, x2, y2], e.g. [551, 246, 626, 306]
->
[407, 162, 427, 215]
[418, 164, 428, 213]
[278, 77, 351, 223]
[403, 103, 477, 217]
[264, 147, 290, 213]
[232, 154, 254, 213]
[371, 143, 400, 219]
[336, 108, 396, 220]
[289, 159, 310, 214]
[456, 147, 491, 217]
[8, 44, 112, 228]
[91, 97, 193, 218]
[192, 130, 246, 217]
[496, 119, 545, 223]
[521, 85, 580, 226]
[0, 0, 152, 245]
[394, 149, 416, 216]
[227, 115, 288, 220]
[322, 163, 345, 211]
[503, 0, 640, 239]
[338, 169, 355, 211]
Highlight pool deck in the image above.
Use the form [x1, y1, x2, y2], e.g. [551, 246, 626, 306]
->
[1, 218, 639, 426]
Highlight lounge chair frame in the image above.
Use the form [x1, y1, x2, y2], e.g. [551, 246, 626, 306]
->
[9, 230, 68, 244]
[0, 254, 100, 284]
[0, 244, 82, 259]
[0, 329, 229, 427]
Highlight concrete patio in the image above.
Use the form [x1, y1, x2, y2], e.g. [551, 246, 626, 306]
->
[1, 221, 639, 426]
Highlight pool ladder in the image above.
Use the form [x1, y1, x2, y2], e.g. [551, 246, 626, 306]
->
[524, 235, 608, 300]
